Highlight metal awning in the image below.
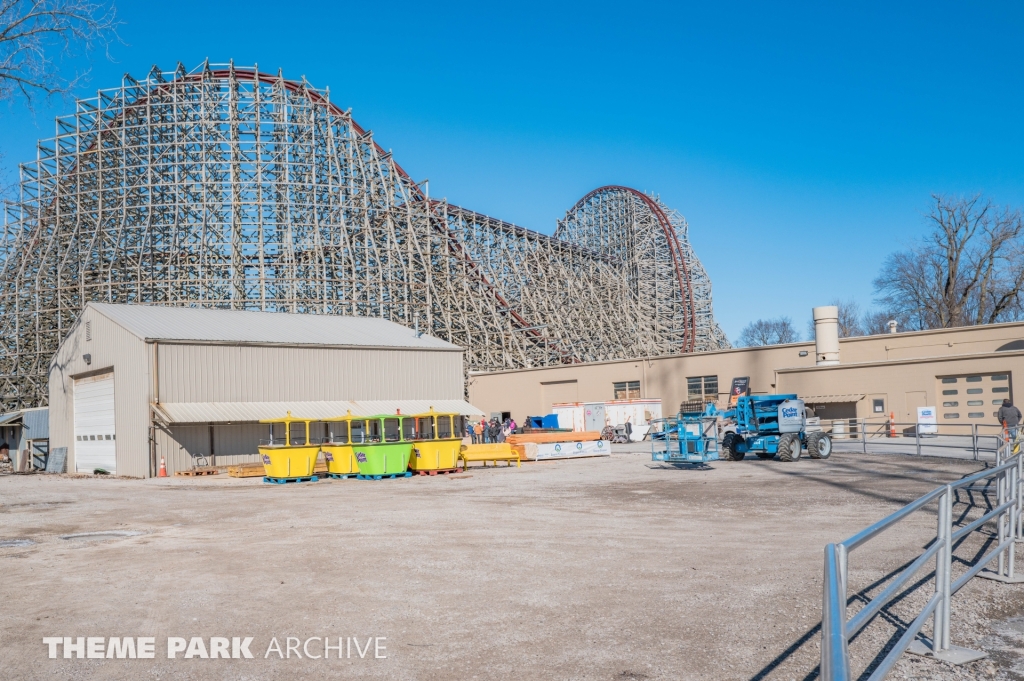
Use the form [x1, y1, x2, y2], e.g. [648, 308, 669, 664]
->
[801, 394, 865, 404]
[151, 400, 485, 425]
[0, 410, 23, 425]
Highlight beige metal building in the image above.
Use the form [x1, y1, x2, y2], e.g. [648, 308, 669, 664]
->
[49, 303, 467, 477]
[468, 321, 1024, 431]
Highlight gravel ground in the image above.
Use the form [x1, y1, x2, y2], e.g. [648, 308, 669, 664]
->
[0, 450, 1021, 681]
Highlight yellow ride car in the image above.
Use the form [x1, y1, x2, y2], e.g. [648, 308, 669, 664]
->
[258, 412, 320, 481]
[309, 414, 360, 478]
[408, 409, 467, 473]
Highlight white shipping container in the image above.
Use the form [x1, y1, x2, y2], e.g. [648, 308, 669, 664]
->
[553, 403, 585, 431]
[552, 399, 661, 433]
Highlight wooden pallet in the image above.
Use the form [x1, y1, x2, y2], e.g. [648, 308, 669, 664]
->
[175, 467, 219, 477]
[411, 468, 460, 476]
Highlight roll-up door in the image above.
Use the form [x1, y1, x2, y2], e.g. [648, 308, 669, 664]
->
[74, 373, 116, 473]
[937, 372, 1013, 426]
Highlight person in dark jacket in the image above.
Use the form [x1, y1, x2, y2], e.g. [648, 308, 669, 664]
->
[998, 399, 1022, 439]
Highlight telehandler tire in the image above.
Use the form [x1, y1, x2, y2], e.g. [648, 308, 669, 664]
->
[808, 432, 833, 459]
[778, 433, 802, 462]
[722, 433, 745, 461]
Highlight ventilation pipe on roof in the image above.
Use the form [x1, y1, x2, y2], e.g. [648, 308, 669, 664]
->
[813, 306, 840, 366]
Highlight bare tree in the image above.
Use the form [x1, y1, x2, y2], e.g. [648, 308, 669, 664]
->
[0, 0, 117, 105]
[874, 195, 1024, 330]
[738, 317, 798, 346]
[833, 298, 863, 337]
[862, 309, 895, 335]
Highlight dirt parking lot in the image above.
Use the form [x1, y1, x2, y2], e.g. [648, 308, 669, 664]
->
[1, 450, 1022, 681]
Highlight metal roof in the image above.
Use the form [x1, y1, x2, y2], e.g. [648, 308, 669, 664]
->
[90, 303, 461, 351]
[0, 410, 22, 425]
[152, 400, 484, 424]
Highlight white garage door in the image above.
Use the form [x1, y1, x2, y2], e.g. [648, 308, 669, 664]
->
[74, 373, 116, 474]
[938, 372, 1013, 426]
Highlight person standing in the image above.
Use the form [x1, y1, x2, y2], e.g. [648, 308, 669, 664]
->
[624, 417, 633, 442]
[998, 399, 1022, 440]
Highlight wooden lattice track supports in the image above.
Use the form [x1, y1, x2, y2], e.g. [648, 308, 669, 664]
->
[0, 61, 728, 410]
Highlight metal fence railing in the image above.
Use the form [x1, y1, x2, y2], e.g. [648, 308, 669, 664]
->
[824, 419, 1010, 461]
[820, 442, 1023, 681]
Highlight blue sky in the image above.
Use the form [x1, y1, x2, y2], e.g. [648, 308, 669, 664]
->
[2, 1, 1023, 343]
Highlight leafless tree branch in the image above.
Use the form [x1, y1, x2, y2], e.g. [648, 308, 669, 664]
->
[0, 0, 118, 106]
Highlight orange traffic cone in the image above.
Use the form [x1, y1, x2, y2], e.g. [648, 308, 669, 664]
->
[889, 412, 896, 438]
[158, 456, 168, 477]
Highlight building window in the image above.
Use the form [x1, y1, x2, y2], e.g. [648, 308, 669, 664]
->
[85, 321, 92, 341]
[992, 374, 1008, 381]
[686, 375, 718, 400]
[943, 401, 958, 407]
[993, 387, 1010, 393]
[967, 400, 983, 406]
[872, 399, 885, 413]
[943, 413, 960, 419]
[941, 377, 957, 384]
[968, 412, 985, 418]
[966, 388, 983, 394]
[613, 381, 641, 399]
[966, 376, 982, 382]
[942, 389, 958, 395]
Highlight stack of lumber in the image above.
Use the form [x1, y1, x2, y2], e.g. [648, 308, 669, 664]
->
[227, 463, 266, 478]
[506, 431, 601, 446]
[511, 442, 538, 461]
[507, 431, 602, 460]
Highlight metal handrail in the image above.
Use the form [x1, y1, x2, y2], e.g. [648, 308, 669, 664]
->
[820, 443, 1022, 681]
[826, 418, 1010, 461]
[841, 486, 946, 552]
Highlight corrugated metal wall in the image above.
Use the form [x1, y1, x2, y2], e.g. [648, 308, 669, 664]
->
[22, 408, 49, 439]
[48, 309, 152, 478]
[158, 344, 463, 402]
[156, 424, 264, 472]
